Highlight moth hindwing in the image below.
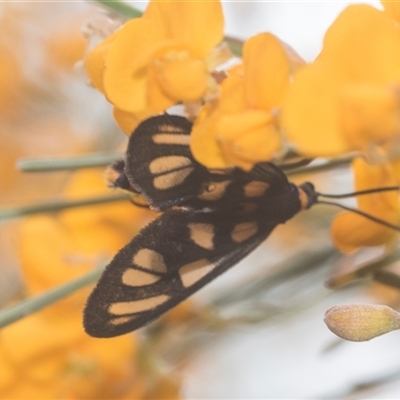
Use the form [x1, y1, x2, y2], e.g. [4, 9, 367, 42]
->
[84, 114, 306, 337]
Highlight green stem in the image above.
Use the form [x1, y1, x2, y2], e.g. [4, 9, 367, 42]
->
[212, 246, 337, 307]
[93, 0, 142, 18]
[17, 152, 123, 173]
[286, 155, 353, 177]
[0, 267, 104, 330]
[0, 193, 130, 221]
[225, 36, 243, 57]
[326, 248, 400, 288]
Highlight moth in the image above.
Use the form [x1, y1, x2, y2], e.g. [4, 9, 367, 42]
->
[84, 114, 319, 338]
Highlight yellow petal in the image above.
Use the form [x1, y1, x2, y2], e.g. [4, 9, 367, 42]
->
[243, 33, 291, 110]
[103, 18, 165, 113]
[144, 0, 224, 58]
[283, 4, 400, 158]
[146, 61, 176, 112]
[218, 72, 247, 114]
[331, 210, 397, 253]
[382, 0, 400, 23]
[113, 106, 156, 136]
[282, 62, 350, 156]
[340, 83, 400, 148]
[84, 32, 117, 93]
[190, 74, 246, 169]
[190, 105, 229, 169]
[322, 4, 400, 82]
[233, 123, 282, 162]
[156, 57, 207, 102]
[216, 110, 281, 167]
[330, 158, 399, 253]
[215, 111, 281, 170]
[0, 347, 16, 392]
[390, 159, 400, 183]
[352, 157, 398, 211]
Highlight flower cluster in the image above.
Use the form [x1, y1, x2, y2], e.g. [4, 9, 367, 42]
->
[86, 0, 400, 255]
[85, 0, 228, 135]
[84, 0, 400, 346]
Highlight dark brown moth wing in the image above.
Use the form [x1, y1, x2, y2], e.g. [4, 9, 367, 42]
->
[83, 208, 277, 338]
[124, 114, 227, 211]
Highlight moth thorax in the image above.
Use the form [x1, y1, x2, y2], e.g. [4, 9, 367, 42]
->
[261, 184, 303, 223]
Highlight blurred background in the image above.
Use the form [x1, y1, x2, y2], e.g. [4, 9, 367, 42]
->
[3, 1, 400, 399]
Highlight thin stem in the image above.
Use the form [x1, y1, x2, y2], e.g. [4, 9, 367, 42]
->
[277, 157, 313, 171]
[326, 248, 400, 288]
[318, 186, 400, 199]
[17, 152, 123, 173]
[318, 200, 400, 232]
[373, 270, 400, 291]
[0, 193, 130, 221]
[286, 155, 353, 176]
[92, 0, 142, 18]
[224, 35, 243, 57]
[0, 266, 104, 330]
[212, 246, 337, 307]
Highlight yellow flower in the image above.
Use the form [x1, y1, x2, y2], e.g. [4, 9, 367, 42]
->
[85, 33, 153, 135]
[86, 0, 225, 118]
[331, 157, 399, 253]
[382, 0, 400, 23]
[112, 106, 155, 136]
[282, 4, 400, 157]
[0, 312, 138, 399]
[85, 31, 117, 94]
[191, 33, 303, 170]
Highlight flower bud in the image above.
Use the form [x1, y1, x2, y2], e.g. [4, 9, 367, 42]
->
[324, 304, 400, 341]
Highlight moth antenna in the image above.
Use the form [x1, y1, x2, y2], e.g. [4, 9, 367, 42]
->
[317, 186, 400, 199]
[317, 200, 400, 232]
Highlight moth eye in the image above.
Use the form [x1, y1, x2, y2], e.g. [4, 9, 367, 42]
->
[198, 180, 232, 201]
